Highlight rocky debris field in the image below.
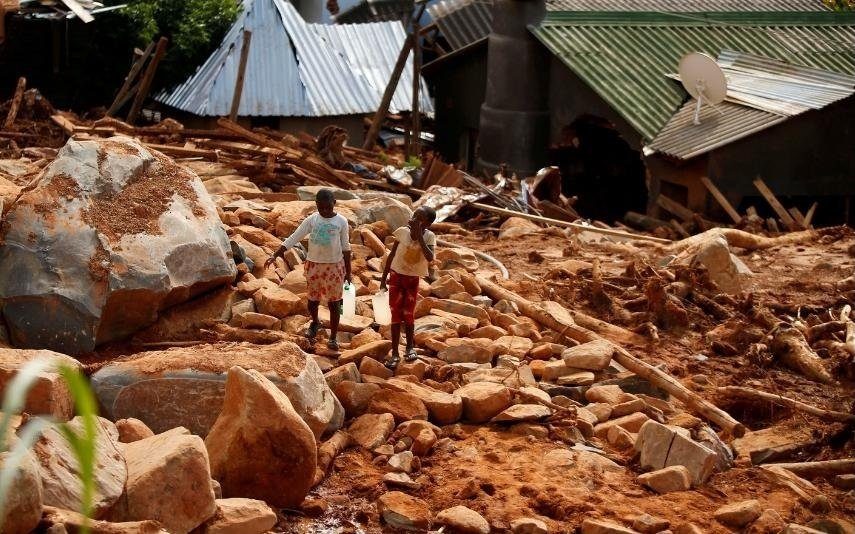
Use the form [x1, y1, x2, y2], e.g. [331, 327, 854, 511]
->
[1, 136, 855, 534]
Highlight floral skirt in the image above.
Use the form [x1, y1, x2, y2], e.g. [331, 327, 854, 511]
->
[305, 260, 345, 303]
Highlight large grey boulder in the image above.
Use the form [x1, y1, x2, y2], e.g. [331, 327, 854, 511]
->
[0, 137, 236, 355]
[90, 341, 341, 439]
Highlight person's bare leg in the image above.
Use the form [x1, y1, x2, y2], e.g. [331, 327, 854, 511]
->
[329, 300, 341, 350]
[387, 322, 402, 368]
[404, 322, 417, 361]
[307, 300, 320, 340]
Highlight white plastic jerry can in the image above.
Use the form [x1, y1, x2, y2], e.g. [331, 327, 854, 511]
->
[342, 282, 357, 318]
[372, 289, 392, 325]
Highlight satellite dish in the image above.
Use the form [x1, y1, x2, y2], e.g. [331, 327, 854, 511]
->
[678, 52, 727, 125]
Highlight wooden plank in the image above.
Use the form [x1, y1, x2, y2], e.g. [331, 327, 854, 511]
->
[753, 177, 799, 231]
[60, 0, 94, 23]
[3, 77, 26, 130]
[143, 143, 219, 161]
[107, 41, 155, 117]
[229, 30, 253, 122]
[767, 218, 780, 233]
[50, 114, 76, 136]
[408, 22, 422, 158]
[788, 207, 807, 228]
[469, 202, 671, 244]
[746, 206, 758, 217]
[656, 193, 695, 223]
[669, 219, 690, 239]
[700, 176, 741, 224]
[363, 35, 413, 150]
[127, 37, 168, 124]
[0, 130, 37, 139]
[804, 202, 818, 227]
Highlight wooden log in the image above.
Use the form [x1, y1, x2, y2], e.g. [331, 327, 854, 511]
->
[753, 177, 799, 231]
[0, 130, 37, 139]
[469, 203, 671, 244]
[701, 176, 742, 224]
[312, 430, 352, 487]
[127, 37, 168, 124]
[216, 118, 299, 155]
[762, 459, 855, 478]
[770, 324, 835, 384]
[229, 30, 252, 122]
[408, 21, 422, 158]
[669, 228, 816, 254]
[3, 76, 26, 130]
[716, 386, 855, 424]
[363, 35, 413, 150]
[143, 143, 219, 161]
[476, 276, 746, 437]
[656, 194, 695, 223]
[804, 202, 818, 227]
[788, 207, 807, 229]
[107, 41, 155, 117]
[50, 114, 76, 136]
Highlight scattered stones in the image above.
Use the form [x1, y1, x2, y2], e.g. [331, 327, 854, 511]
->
[204, 367, 317, 508]
[593, 412, 650, 439]
[557, 371, 596, 386]
[383, 472, 422, 490]
[411, 428, 437, 456]
[340, 340, 394, 365]
[439, 342, 494, 364]
[637, 466, 691, 494]
[835, 474, 855, 490]
[335, 380, 380, 418]
[41, 506, 166, 534]
[491, 404, 551, 423]
[782, 525, 826, 534]
[360, 356, 394, 379]
[368, 389, 429, 424]
[585, 385, 627, 405]
[377, 491, 432, 531]
[0, 348, 83, 420]
[491, 336, 534, 358]
[349, 413, 395, 449]
[435, 505, 490, 534]
[0, 449, 43, 534]
[688, 235, 752, 294]
[511, 517, 549, 534]
[606, 426, 635, 450]
[34, 416, 127, 517]
[109, 427, 216, 532]
[230, 311, 280, 330]
[562, 339, 616, 370]
[116, 418, 155, 443]
[714, 500, 762, 528]
[632, 514, 670, 534]
[387, 451, 415, 473]
[582, 519, 640, 534]
[635, 420, 718, 485]
[196, 498, 277, 534]
[385, 378, 463, 424]
[431, 275, 467, 299]
[456, 382, 513, 423]
[324, 362, 361, 391]
[470, 325, 508, 340]
[748, 509, 786, 534]
[253, 285, 301, 318]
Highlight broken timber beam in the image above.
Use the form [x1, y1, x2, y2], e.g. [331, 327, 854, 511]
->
[700, 176, 741, 224]
[363, 35, 413, 151]
[656, 194, 695, 223]
[753, 177, 800, 231]
[127, 37, 168, 125]
[475, 276, 746, 437]
[107, 41, 156, 117]
[716, 386, 855, 424]
[469, 202, 671, 244]
[804, 202, 818, 228]
[3, 76, 26, 130]
[763, 459, 855, 478]
[229, 30, 253, 122]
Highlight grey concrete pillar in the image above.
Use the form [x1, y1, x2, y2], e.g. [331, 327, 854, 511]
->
[477, 0, 550, 177]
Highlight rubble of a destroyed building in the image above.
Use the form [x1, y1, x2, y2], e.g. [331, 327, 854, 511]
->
[1, 91, 855, 534]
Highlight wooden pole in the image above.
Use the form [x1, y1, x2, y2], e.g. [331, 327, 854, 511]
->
[716, 386, 855, 424]
[127, 36, 168, 125]
[362, 35, 413, 150]
[408, 21, 421, 159]
[753, 177, 800, 231]
[476, 276, 746, 437]
[762, 459, 855, 478]
[804, 202, 818, 227]
[3, 77, 26, 130]
[229, 30, 253, 122]
[469, 202, 671, 244]
[107, 41, 155, 117]
[700, 176, 741, 224]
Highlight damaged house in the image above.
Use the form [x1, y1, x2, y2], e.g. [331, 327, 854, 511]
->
[156, 0, 432, 141]
[422, 0, 855, 224]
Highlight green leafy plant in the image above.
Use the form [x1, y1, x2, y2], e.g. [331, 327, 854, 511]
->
[824, 0, 855, 9]
[405, 155, 422, 169]
[0, 359, 98, 534]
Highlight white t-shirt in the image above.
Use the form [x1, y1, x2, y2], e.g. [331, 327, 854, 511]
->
[282, 212, 350, 263]
[390, 226, 436, 277]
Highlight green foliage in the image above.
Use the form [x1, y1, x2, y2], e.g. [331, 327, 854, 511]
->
[0, 360, 99, 534]
[118, 0, 242, 90]
[405, 155, 422, 168]
[824, 0, 855, 9]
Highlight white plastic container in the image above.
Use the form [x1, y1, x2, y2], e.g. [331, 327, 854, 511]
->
[372, 289, 392, 325]
[342, 282, 356, 318]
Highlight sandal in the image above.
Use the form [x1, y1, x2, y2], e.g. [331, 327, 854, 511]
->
[327, 339, 340, 351]
[404, 348, 418, 362]
[385, 354, 400, 370]
[306, 321, 320, 341]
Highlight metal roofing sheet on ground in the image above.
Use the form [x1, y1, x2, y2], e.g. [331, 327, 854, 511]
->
[531, 11, 855, 142]
[157, 0, 432, 117]
[649, 49, 855, 159]
[310, 21, 434, 114]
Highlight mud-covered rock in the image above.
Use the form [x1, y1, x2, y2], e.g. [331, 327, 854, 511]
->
[0, 347, 82, 420]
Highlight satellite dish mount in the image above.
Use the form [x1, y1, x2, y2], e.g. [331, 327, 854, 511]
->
[678, 52, 727, 125]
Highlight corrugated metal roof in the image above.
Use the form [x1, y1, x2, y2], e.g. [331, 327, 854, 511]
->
[157, 0, 431, 117]
[426, 0, 830, 52]
[310, 21, 434, 113]
[334, 0, 413, 24]
[531, 11, 855, 141]
[649, 49, 855, 159]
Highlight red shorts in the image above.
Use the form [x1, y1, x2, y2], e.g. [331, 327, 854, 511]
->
[389, 271, 420, 324]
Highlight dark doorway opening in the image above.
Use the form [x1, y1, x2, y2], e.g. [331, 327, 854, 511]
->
[548, 114, 647, 223]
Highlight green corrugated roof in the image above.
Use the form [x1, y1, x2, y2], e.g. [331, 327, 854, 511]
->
[531, 11, 855, 141]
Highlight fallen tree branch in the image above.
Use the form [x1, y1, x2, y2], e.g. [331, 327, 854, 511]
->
[313, 430, 352, 487]
[770, 324, 835, 384]
[716, 386, 855, 424]
[670, 228, 816, 255]
[762, 459, 855, 478]
[476, 276, 746, 437]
